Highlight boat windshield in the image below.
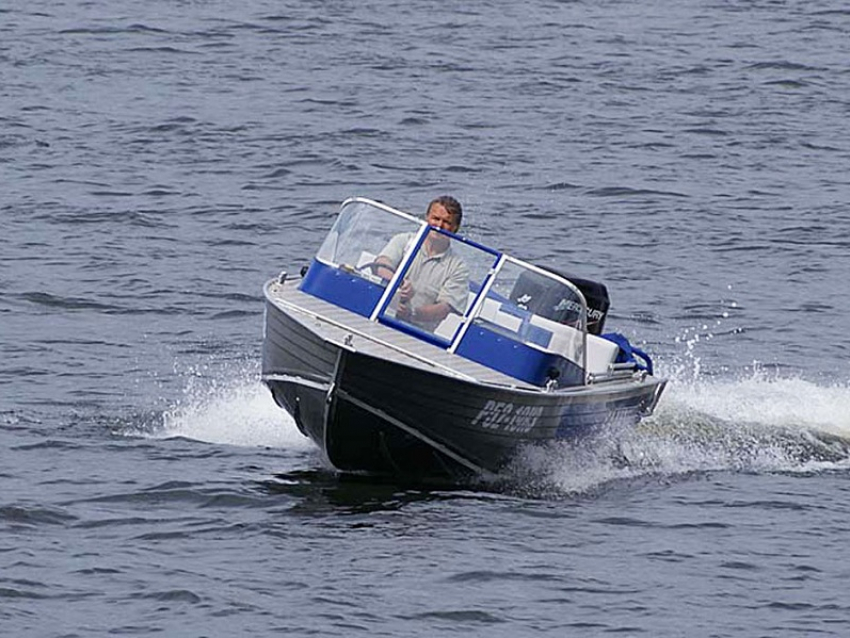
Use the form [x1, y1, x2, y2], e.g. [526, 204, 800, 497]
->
[378, 227, 501, 342]
[299, 197, 591, 385]
[303, 198, 500, 334]
[315, 198, 421, 278]
[463, 259, 588, 374]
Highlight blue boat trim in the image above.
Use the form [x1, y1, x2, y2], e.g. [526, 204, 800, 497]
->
[456, 322, 584, 387]
[379, 314, 452, 349]
[602, 332, 654, 376]
[299, 259, 385, 318]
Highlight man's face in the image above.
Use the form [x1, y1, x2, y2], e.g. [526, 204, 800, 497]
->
[424, 203, 458, 253]
[425, 203, 459, 233]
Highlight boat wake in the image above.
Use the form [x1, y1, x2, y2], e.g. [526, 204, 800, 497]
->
[131, 357, 850, 495]
[504, 369, 850, 496]
[139, 362, 311, 451]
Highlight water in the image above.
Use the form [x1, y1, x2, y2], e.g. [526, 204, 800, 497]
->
[2, 1, 850, 635]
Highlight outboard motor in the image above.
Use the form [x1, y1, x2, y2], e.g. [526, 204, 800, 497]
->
[509, 268, 610, 335]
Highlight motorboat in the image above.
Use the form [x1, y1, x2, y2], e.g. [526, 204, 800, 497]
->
[262, 197, 666, 481]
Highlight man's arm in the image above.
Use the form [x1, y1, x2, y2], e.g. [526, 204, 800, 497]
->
[399, 260, 468, 326]
[371, 255, 397, 280]
[372, 233, 410, 280]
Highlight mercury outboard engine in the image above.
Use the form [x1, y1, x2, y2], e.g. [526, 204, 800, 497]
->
[509, 267, 610, 335]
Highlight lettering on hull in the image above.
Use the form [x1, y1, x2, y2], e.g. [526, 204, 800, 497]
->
[472, 400, 543, 433]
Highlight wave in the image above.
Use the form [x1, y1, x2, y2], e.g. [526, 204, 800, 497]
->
[507, 370, 850, 497]
[131, 351, 850, 496]
[659, 371, 850, 439]
[629, 373, 850, 474]
[130, 362, 312, 451]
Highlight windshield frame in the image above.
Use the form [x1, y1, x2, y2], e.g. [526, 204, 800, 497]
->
[462, 256, 590, 375]
[303, 196, 592, 382]
[374, 225, 502, 346]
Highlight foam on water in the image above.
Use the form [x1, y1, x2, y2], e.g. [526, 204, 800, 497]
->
[140, 344, 850, 494]
[153, 362, 311, 450]
[656, 320, 850, 441]
[663, 371, 850, 438]
[516, 367, 850, 496]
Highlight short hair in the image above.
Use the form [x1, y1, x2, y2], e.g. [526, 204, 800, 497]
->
[428, 195, 463, 228]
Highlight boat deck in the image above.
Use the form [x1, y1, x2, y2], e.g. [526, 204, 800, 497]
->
[266, 279, 539, 390]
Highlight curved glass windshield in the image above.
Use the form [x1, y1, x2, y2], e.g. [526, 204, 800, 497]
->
[468, 259, 588, 368]
[298, 197, 594, 384]
[315, 199, 421, 287]
[379, 228, 501, 341]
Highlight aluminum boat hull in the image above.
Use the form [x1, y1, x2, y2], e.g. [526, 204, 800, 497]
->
[262, 279, 666, 481]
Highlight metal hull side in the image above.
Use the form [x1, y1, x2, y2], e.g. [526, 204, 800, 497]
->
[262, 293, 666, 480]
[329, 349, 664, 476]
[263, 297, 339, 383]
[325, 395, 478, 479]
[264, 370, 476, 480]
[262, 298, 341, 449]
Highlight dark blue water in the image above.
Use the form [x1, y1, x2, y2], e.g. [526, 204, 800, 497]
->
[3, 1, 850, 636]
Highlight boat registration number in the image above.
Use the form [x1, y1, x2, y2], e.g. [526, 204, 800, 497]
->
[472, 400, 543, 433]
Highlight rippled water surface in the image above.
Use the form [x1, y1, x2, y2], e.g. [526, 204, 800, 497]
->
[3, 1, 850, 636]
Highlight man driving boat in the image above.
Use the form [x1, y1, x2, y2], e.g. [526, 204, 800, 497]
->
[373, 196, 469, 332]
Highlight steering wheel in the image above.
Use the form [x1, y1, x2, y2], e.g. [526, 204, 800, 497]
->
[355, 261, 394, 285]
[358, 261, 394, 276]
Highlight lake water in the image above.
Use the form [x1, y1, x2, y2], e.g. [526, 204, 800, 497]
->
[2, 1, 850, 636]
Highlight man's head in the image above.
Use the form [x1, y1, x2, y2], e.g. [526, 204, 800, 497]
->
[425, 196, 462, 234]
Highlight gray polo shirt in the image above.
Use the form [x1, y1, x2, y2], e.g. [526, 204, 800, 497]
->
[380, 232, 470, 330]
